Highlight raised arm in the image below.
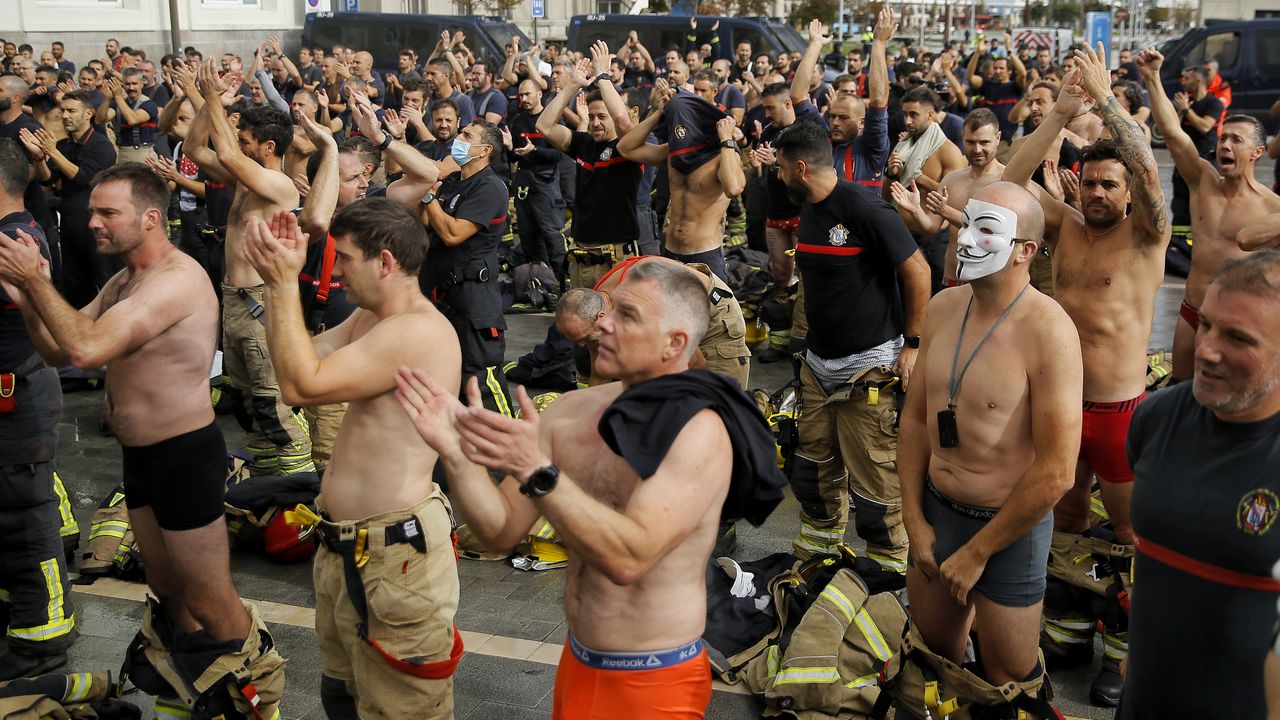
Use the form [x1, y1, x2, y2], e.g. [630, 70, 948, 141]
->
[618, 80, 671, 166]
[183, 97, 231, 184]
[791, 19, 831, 106]
[1076, 43, 1169, 245]
[967, 49, 984, 89]
[197, 59, 293, 203]
[536, 59, 587, 151]
[1137, 47, 1210, 188]
[869, 7, 894, 108]
[890, 179, 946, 235]
[255, 68, 289, 112]
[590, 40, 633, 135]
[295, 110, 340, 239]
[715, 117, 745, 198]
[1006, 34, 1028, 88]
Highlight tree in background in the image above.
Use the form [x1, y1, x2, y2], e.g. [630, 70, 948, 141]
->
[789, 0, 839, 28]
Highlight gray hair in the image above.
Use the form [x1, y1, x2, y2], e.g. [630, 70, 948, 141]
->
[623, 261, 710, 358]
[1215, 251, 1280, 299]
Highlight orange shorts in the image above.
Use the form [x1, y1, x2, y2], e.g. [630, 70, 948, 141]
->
[551, 634, 712, 720]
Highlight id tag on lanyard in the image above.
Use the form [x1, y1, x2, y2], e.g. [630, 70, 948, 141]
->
[937, 408, 958, 448]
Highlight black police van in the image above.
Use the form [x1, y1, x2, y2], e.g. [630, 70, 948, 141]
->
[302, 12, 531, 75]
[1153, 19, 1280, 134]
[567, 14, 806, 60]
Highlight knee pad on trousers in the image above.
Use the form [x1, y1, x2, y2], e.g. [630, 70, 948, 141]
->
[321, 674, 359, 720]
[851, 491, 895, 548]
[789, 455, 828, 521]
[251, 395, 293, 446]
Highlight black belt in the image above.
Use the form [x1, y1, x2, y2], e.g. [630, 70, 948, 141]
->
[236, 288, 266, 325]
[314, 514, 428, 555]
[571, 242, 636, 266]
[447, 263, 490, 286]
[201, 225, 227, 239]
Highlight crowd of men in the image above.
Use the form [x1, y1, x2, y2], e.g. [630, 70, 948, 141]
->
[1, 17, 1280, 719]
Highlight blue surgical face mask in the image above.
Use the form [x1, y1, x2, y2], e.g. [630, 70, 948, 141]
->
[451, 138, 475, 166]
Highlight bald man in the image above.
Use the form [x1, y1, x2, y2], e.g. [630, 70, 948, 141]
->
[899, 181, 1082, 693]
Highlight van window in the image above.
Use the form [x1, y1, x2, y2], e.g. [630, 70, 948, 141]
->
[1257, 28, 1280, 76]
[1183, 31, 1241, 72]
[308, 19, 441, 69]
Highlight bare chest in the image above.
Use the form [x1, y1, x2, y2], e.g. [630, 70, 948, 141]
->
[555, 427, 640, 511]
[1053, 230, 1155, 294]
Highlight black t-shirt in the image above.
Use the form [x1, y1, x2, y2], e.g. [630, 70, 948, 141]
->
[795, 181, 917, 358]
[507, 108, 561, 181]
[50, 127, 117, 226]
[205, 181, 236, 229]
[978, 79, 1022, 139]
[567, 132, 642, 245]
[761, 102, 828, 221]
[1120, 383, 1280, 720]
[423, 166, 509, 300]
[0, 113, 53, 231]
[0, 211, 50, 370]
[1184, 93, 1225, 156]
[1031, 138, 1080, 189]
[624, 68, 656, 93]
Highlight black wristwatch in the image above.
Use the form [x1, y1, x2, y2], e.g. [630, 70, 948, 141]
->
[593, 72, 611, 85]
[720, 139, 738, 150]
[520, 464, 560, 497]
[904, 335, 921, 349]
[420, 192, 436, 205]
[377, 133, 394, 151]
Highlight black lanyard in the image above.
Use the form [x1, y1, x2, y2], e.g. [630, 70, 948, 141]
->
[948, 283, 1030, 410]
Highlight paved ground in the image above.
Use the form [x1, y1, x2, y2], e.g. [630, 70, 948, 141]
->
[20, 148, 1268, 719]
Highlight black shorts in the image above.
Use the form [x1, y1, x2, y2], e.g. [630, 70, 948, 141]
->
[661, 247, 728, 285]
[122, 421, 227, 531]
[914, 476, 1051, 608]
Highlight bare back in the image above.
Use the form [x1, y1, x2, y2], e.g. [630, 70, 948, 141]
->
[543, 386, 730, 652]
[223, 180, 300, 288]
[96, 249, 219, 446]
[1186, 169, 1280, 306]
[667, 160, 731, 255]
[1053, 215, 1165, 401]
[924, 287, 1067, 506]
[321, 304, 462, 521]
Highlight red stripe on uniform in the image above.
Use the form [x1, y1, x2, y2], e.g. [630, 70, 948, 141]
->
[521, 132, 545, 139]
[1136, 534, 1280, 591]
[796, 243, 863, 256]
[669, 143, 708, 157]
[577, 156, 630, 171]
[857, 179, 881, 188]
[489, 215, 508, 225]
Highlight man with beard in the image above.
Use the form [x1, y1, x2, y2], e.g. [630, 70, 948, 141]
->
[424, 57, 475, 128]
[95, 68, 159, 165]
[710, 60, 745, 126]
[415, 99, 462, 163]
[184, 60, 311, 476]
[772, 121, 930, 569]
[22, 91, 117, 308]
[508, 78, 566, 273]
[467, 61, 506, 126]
[0, 164, 284, 714]
[891, 109, 1006, 286]
[829, 7, 892, 190]
[1139, 48, 1280, 382]
[0, 76, 60, 276]
[1118, 251, 1280, 719]
[537, 45, 642, 291]
[1004, 50, 1169, 704]
[884, 85, 964, 293]
[967, 38, 1028, 141]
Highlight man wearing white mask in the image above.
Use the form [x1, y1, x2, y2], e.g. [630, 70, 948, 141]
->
[897, 181, 1083, 694]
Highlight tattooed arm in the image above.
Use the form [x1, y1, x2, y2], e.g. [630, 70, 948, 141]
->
[1074, 43, 1170, 247]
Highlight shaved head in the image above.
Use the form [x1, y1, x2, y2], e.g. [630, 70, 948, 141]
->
[0, 75, 29, 102]
[975, 181, 1045, 245]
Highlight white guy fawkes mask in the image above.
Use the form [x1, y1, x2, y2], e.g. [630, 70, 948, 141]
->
[955, 198, 1021, 282]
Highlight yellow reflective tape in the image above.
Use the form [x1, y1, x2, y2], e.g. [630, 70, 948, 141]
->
[799, 522, 844, 540]
[66, 672, 92, 702]
[845, 672, 879, 689]
[486, 367, 513, 418]
[52, 472, 79, 535]
[766, 644, 780, 677]
[154, 698, 193, 719]
[865, 551, 907, 573]
[89, 529, 127, 541]
[773, 666, 840, 686]
[854, 608, 892, 661]
[820, 584, 856, 624]
[109, 492, 126, 506]
[10, 558, 74, 641]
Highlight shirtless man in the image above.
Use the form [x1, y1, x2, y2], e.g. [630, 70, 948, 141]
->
[891, 108, 1005, 285]
[884, 85, 965, 195]
[619, 79, 745, 283]
[900, 181, 1081, 691]
[243, 200, 462, 719]
[400, 261, 783, 719]
[1003, 48, 1169, 701]
[1139, 47, 1280, 381]
[185, 58, 311, 476]
[0, 164, 283, 715]
[556, 255, 750, 387]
